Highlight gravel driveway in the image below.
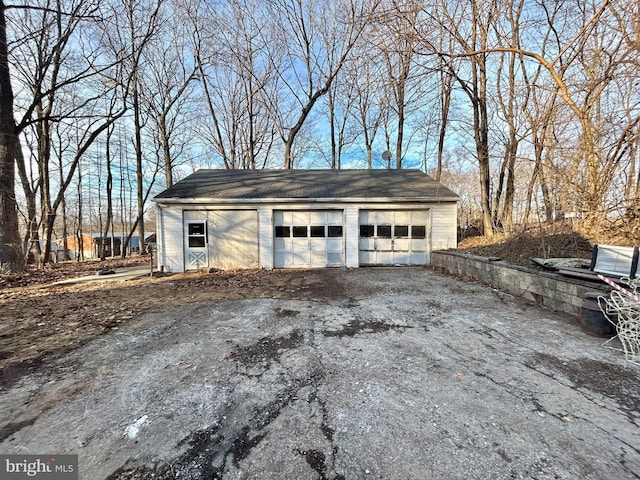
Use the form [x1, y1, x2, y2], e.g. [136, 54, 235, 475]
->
[1, 267, 638, 479]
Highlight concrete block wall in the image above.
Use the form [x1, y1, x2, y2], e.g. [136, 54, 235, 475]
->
[431, 251, 609, 318]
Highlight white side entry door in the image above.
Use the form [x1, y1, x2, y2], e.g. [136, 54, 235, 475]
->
[184, 220, 209, 270]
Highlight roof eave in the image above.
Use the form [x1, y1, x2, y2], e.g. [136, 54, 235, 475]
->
[152, 196, 460, 205]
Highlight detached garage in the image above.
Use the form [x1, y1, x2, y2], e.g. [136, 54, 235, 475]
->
[152, 169, 459, 272]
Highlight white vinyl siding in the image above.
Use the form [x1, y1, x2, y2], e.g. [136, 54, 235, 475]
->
[208, 210, 259, 270]
[344, 206, 360, 268]
[157, 206, 184, 273]
[258, 207, 274, 269]
[181, 209, 260, 270]
[431, 203, 457, 251]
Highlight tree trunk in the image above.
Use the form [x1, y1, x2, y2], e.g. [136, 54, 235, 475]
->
[0, 128, 21, 271]
[0, 3, 23, 271]
[132, 78, 145, 255]
[539, 156, 553, 222]
[159, 113, 173, 188]
[102, 124, 114, 260]
[284, 140, 293, 170]
[329, 88, 336, 169]
[500, 140, 517, 232]
[495, 43, 520, 233]
[396, 95, 404, 170]
[523, 161, 539, 227]
[15, 142, 40, 264]
[59, 144, 69, 261]
[283, 85, 330, 169]
[581, 115, 605, 221]
[472, 53, 493, 237]
[76, 160, 84, 261]
[436, 73, 451, 181]
[38, 108, 54, 265]
[626, 139, 637, 204]
[493, 149, 508, 227]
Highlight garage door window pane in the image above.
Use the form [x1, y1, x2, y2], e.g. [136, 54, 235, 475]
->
[310, 226, 325, 237]
[360, 225, 374, 237]
[275, 226, 290, 237]
[412, 225, 426, 238]
[293, 226, 308, 237]
[328, 226, 343, 237]
[394, 225, 409, 237]
[378, 225, 392, 238]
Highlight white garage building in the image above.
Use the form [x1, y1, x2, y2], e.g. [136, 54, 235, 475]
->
[152, 169, 459, 272]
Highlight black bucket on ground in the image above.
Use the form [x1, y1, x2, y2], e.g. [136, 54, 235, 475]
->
[580, 292, 616, 337]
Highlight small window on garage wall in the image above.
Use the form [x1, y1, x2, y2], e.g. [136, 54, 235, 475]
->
[189, 236, 205, 247]
[275, 226, 290, 237]
[293, 226, 308, 237]
[411, 225, 426, 238]
[310, 225, 325, 237]
[378, 225, 392, 238]
[360, 225, 374, 237]
[189, 223, 205, 235]
[394, 225, 409, 237]
[188, 222, 206, 247]
[328, 226, 343, 237]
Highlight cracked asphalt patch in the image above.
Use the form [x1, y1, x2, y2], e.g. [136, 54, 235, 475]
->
[1, 267, 639, 479]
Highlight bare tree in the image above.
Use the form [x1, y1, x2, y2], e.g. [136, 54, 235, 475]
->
[99, 0, 162, 255]
[190, 0, 278, 169]
[375, 0, 425, 169]
[7, 0, 131, 265]
[491, 0, 528, 232]
[433, 0, 498, 236]
[140, 2, 197, 186]
[435, 52, 454, 181]
[0, 1, 22, 271]
[448, 0, 637, 224]
[323, 65, 361, 169]
[265, 0, 381, 168]
[344, 54, 385, 168]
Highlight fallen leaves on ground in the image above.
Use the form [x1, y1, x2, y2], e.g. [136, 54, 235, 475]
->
[0, 267, 339, 387]
[0, 256, 149, 288]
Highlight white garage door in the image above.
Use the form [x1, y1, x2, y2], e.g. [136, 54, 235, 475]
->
[274, 210, 344, 268]
[359, 210, 430, 265]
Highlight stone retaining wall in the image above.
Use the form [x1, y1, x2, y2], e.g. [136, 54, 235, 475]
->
[431, 251, 609, 318]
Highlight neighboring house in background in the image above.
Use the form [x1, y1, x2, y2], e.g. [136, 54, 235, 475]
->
[58, 233, 154, 260]
[152, 169, 459, 272]
[35, 241, 67, 263]
[62, 233, 97, 259]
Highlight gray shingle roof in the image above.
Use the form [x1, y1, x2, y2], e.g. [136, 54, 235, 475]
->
[153, 169, 459, 202]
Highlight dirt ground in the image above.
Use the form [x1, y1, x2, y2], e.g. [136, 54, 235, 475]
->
[457, 217, 639, 267]
[0, 225, 601, 382]
[1, 267, 639, 479]
[0, 256, 150, 289]
[0, 264, 332, 388]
